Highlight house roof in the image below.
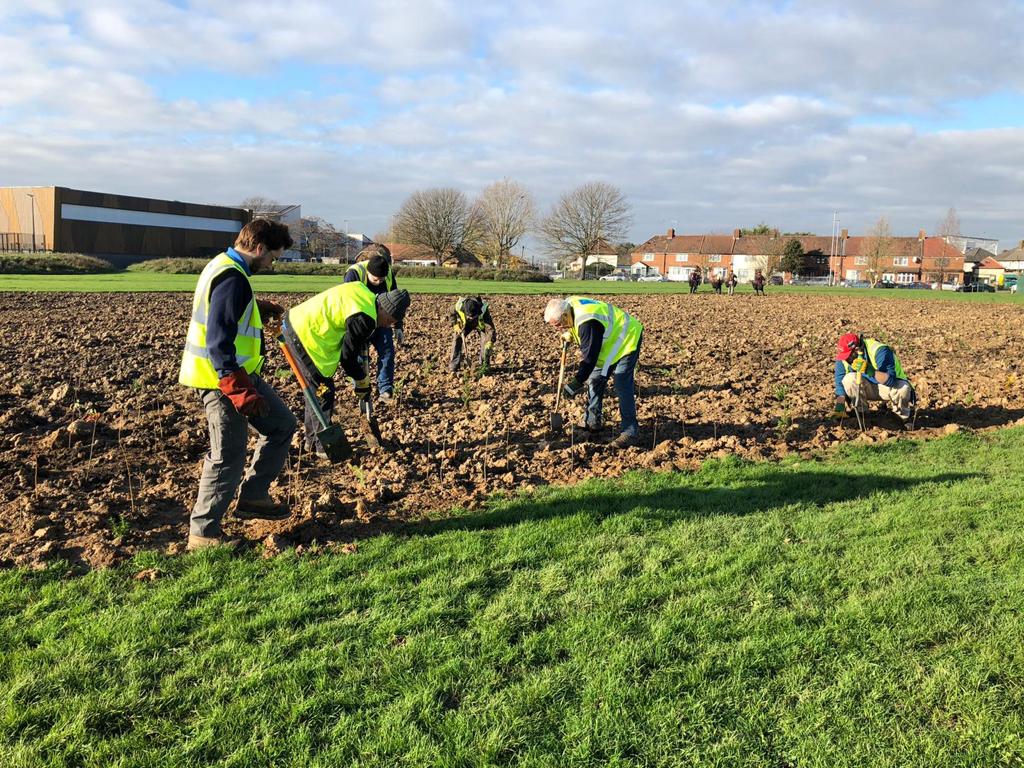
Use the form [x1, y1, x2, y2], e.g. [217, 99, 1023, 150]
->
[385, 242, 437, 262]
[965, 247, 996, 263]
[979, 256, 1005, 270]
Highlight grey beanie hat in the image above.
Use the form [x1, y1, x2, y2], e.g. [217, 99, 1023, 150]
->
[376, 289, 411, 322]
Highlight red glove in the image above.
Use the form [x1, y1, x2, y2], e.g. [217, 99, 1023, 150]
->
[218, 369, 269, 417]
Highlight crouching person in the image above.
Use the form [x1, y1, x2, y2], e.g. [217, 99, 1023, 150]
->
[833, 332, 916, 425]
[449, 296, 497, 373]
[178, 219, 298, 551]
[282, 283, 410, 456]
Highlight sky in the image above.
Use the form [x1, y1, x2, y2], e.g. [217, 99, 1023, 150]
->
[3, 0, 1024, 251]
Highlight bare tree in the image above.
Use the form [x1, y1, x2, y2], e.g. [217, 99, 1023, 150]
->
[751, 233, 786, 276]
[539, 182, 632, 279]
[935, 207, 961, 240]
[393, 188, 481, 261]
[931, 207, 961, 284]
[239, 196, 282, 217]
[300, 217, 340, 261]
[474, 179, 535, 268]
[860, 216, 895, 287]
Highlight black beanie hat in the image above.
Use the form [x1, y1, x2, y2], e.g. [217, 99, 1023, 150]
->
[376, 289, 411, 322]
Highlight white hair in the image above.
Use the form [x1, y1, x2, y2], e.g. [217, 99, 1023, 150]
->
[543, 298, 570, 324]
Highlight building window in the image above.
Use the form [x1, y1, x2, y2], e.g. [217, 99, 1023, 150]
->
[854, 256, 868, 265]
[675, 254, 688, 262]
[708, 254, 722, 263]
[643, 253, 655, 262]
[896, 272, 914, 284]
[893, 256, 908, 266]
[882, 272, 896, 282]
[668, 266, 686, 276]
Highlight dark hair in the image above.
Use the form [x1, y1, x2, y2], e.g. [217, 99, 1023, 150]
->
[235, 218, 293, 252]
[463, 296, 483, 317]
[367, 254, 390, 278]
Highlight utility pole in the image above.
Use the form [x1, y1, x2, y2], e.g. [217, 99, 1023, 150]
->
[344, 219, 349, 263]
[26, 193, 37, 252]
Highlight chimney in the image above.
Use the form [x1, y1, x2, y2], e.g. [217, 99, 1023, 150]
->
[732, 228, 741, 238]
[840, 228, 848, 239]
[1019, 239, 1024, 250]
[918, 229, 926, 241]
[667, 228, 675, 238]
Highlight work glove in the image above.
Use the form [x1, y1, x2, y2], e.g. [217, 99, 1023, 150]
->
[851, 358, 868, 373]
[560, 331, 572, 343]
[353, 376, 371, 401]
[256, 298, 285, 320]
[394, 328, 405, 346]
[562, 378, 584, 398]
[831, 401, 847, 419]
[218, 369, 269, 418]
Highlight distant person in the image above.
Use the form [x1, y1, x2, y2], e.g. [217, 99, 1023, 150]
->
[449, 296, 497, 373]
[178, 219, 297, 551]
[543, 296, 643, 448]
[753, 270, 766, 296]
[832, 332, 916, 425]
[726, 271, 738, 295]
[688, 270, 700, 294]
[710, 274, 723, 294]
[345, 244, 403, 401]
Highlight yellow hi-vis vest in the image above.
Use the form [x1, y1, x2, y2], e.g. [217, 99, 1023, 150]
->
[178, 253, 263, 389]
[288, 282, 378, 378]
[347, 260, 395, 291]
[566, 297, 642, 375]
[455, 297, 489, 330]
[841, 338, 909, 382]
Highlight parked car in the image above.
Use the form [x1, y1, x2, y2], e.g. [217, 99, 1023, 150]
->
[877, 280, 897, 289]
[956, 283, 996, 293]
[599, 272, 628, 281]
[769, 275, 784, 285]
[637, 274, 668, 282]
[896, 282, 931, 290]
[841, 280, 871, 288]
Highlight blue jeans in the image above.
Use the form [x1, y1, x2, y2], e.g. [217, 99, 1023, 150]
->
[586, 337, 641, 437]
[370, 327, 395, 394]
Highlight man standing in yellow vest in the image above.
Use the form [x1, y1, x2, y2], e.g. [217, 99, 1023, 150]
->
[178, 219, 298, 551]
[544, 297, 643, 448]
[344, 244, 403, 400]
[833, 332, 916, 424]
[282, 282, 411, 455]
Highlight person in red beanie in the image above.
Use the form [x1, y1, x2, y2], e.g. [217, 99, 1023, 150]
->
[833, 332, 915, 425]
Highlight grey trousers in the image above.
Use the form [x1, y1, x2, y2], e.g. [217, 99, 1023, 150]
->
[189, 374, 297, 537]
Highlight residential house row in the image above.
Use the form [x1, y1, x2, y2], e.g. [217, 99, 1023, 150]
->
[628, 228, 1004, 285]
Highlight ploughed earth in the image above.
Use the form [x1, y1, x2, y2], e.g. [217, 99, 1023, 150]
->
[2, 291, 1022, 569]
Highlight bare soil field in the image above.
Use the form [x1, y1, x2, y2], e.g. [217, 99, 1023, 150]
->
[2, 292, 1022, 569]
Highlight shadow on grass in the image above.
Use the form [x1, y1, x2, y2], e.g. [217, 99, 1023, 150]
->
[408, 466, 980, 537]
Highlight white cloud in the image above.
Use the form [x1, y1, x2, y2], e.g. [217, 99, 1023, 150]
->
[3, 0, 1024, 245]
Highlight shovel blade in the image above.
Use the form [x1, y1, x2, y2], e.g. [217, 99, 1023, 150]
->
[549, 413, 565, 433]
[316, 424, 353, 463]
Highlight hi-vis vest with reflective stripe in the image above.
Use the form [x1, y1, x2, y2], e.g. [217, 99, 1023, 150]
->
[841, 338, 908, 382]
[288, 282, 378, 378]
[178, 253, 263, 389]
[455, 297, 489, 330]
[347, 260, 394, 291]
[567, 297, 642, 375]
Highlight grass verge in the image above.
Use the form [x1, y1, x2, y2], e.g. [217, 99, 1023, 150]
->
[2, 429, 1024, 766]
[0, 271, 1022, 301]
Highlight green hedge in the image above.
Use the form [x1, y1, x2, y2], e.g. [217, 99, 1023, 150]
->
[0, 252, 115, 274]
[128, 258, 551, 282]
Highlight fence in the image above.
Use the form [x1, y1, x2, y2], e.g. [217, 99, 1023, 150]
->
[0, 233, 48, 253]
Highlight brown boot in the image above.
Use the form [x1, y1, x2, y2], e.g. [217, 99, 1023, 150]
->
[611, 432, 639, 448]
[233, 497, 290, 521]
[187, 534, 240, 552]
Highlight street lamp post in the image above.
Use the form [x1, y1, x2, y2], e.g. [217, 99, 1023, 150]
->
[26, 193, 37, 252]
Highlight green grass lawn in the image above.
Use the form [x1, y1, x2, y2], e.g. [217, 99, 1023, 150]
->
[0, 271, 1020, 301]
[2, 429, 1024, 766]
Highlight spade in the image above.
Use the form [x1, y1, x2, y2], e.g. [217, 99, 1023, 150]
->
[549, 341, 568, 433]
